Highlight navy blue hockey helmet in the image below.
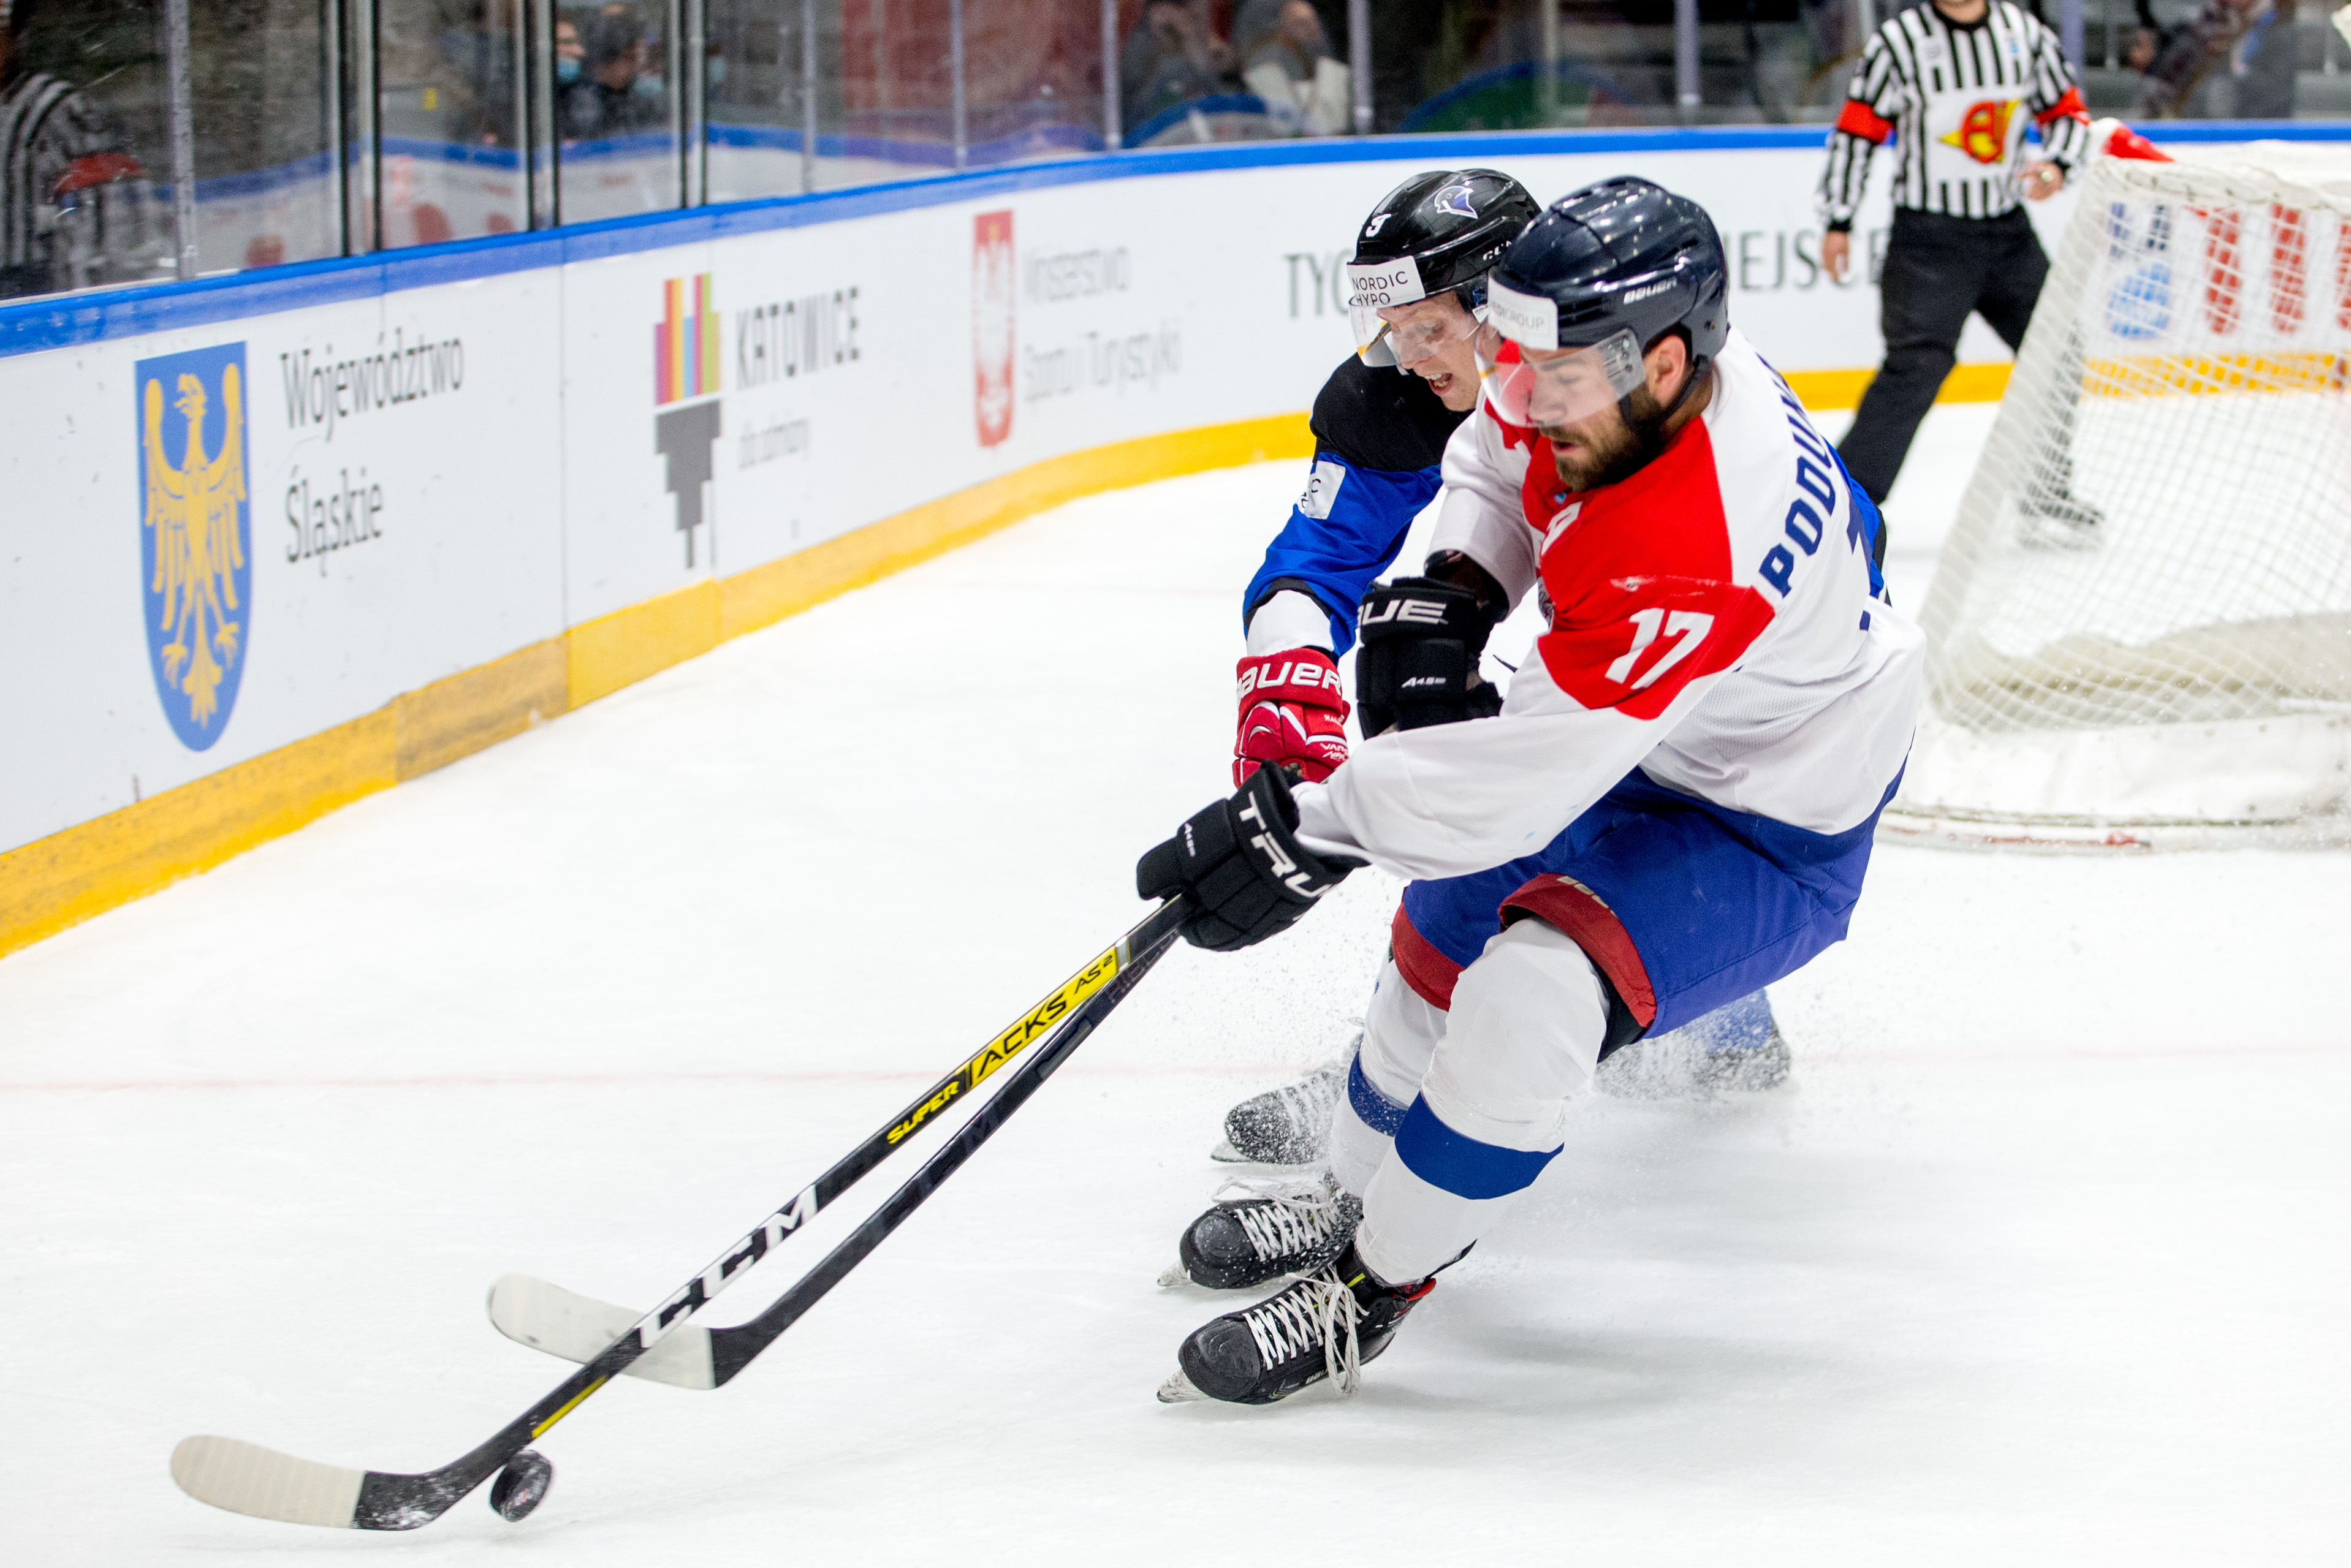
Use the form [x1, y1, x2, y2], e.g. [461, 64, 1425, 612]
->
[1479, 176, 1728, 425]
[1345, 169, 1540, 368]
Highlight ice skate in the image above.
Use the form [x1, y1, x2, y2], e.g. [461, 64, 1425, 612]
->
[1156, 1243, 1433, 1406]
[1210, 1047, 1350, 1164]
[1597, 992, 1791, 1099]
[1160, 1170, 1360, 1290]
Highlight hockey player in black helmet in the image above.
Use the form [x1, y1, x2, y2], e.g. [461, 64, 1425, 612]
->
[1142, 176, 1918, 1404]
[1231, 167, 1537, 792]
[1187, 170, 1536, 1282]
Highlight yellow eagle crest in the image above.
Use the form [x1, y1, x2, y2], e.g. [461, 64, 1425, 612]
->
[142, 365, 247, 729]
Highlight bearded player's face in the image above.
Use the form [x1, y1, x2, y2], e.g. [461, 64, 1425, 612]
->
[1543, 385, 1665, 492]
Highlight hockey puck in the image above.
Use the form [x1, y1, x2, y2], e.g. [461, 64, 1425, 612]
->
[489, 1450, 553, 1522]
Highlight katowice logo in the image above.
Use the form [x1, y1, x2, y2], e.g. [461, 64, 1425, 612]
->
[136, 342, 253, 749]
[654, 272, 723, 567]
[973, 210, 1014, 447]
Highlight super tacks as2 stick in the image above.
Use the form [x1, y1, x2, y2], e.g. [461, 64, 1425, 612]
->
[169, 898, 1188, 1531]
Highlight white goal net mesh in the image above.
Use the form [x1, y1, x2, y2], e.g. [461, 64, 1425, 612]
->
[1899, 144, 2351, 843]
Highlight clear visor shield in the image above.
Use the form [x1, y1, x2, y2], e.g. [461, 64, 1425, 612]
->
[1345, 257, 1427, 366]
[1476, 325, 1647, 430]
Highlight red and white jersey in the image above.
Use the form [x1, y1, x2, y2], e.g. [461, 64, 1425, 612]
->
[1292, 328, 1924, 882]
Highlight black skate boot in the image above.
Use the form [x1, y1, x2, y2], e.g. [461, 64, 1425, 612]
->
[1161, 1173, 1361, 1290]
[1158, 1242, 1434, 1406]
[1212, 1049, 1349, 1164]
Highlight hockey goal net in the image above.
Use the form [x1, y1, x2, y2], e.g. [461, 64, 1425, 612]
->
[1889, 142, 2351, 848]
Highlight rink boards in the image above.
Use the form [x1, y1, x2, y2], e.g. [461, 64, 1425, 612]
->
[0, 124, 2326, 954]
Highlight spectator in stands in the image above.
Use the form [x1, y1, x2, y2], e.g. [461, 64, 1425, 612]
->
[0, 0, 151, 299]
[2135, 0, 2289, 117]
[555, 17, 587, 90]
[561, 6, 664, 140]
[1121, 0, 1236, 136]
[1239, 0, 1350, 135]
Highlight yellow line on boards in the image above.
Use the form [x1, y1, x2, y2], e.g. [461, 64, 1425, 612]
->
[1784, 361, 2011, 412]
[0, 364, 1996, 963]
[0, 414, 1315, 960]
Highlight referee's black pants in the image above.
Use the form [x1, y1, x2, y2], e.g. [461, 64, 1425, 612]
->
[1839, 205, 2049, 505]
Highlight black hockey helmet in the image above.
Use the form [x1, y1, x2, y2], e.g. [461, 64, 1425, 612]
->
[1479, 176, 1728, 426]
[1345, 169, 1540, 368]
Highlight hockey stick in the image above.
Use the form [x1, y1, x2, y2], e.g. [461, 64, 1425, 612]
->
[170, 898, 1187, 1531]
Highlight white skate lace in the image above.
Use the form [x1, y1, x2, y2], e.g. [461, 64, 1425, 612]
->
[1269, 1052, 1350, 1138]
[1221, 1176, 1347, 1262]
[1241, 1269, 1364, 1396]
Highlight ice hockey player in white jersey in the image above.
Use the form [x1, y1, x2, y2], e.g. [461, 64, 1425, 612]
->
[1215, 169, 1795, 1176]
[1136, 177, 1923, 1405]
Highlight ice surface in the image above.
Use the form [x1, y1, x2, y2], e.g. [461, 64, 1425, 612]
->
[2, 408, 2344, 1564]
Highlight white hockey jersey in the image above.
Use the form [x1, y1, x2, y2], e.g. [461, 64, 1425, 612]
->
[1293, 328, 1924, 882]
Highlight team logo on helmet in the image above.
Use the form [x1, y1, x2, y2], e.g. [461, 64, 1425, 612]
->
[1432, 182, 1479, 220]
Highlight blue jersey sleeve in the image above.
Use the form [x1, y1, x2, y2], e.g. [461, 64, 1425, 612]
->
[1242, 452, 1443, 654]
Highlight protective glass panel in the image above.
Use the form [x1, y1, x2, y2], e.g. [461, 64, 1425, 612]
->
[0, 0, 178, 298]
[1120, 0, 1340, 147]
[379, 0, 529, 248]
[704, 0, 840, 199]
[555, 0, 679, 221]
[191, 0, 339, 272]
[1388, 0, 1682, 132]
[962, 0, 1105, 167]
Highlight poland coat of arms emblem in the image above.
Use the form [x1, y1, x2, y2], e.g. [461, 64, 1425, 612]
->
[137, 343, 252, 749]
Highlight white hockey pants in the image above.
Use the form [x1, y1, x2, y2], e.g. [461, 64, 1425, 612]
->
[1328, 918, 1608, 1286]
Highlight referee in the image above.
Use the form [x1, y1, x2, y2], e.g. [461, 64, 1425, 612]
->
[1820, 0, 2094, 519]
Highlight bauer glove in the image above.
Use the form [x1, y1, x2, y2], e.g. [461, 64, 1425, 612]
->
[1233, 648, 1350, 786]
[1353, 575, 1504, 738]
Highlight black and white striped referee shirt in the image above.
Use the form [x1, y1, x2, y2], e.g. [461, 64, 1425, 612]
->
[1819, 1, 2091, 230]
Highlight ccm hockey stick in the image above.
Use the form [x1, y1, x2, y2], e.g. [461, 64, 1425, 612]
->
[170, 898, 1187, 1531]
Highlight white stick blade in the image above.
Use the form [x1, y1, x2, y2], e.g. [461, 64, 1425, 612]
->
[170, 1435, 363, 1527]
[486, 1273, 716, 1390]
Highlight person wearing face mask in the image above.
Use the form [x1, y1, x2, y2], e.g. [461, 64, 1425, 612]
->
[553, 17, 585, 89]
[1139, 179, 1920, 1405]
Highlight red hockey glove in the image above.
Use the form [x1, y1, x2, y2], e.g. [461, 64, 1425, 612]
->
[1233, 649, 1350, 786]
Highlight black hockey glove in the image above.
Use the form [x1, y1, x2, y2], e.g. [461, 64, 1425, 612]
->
[1353, 575, 1505, 738]
[1136, 767, 1364, 952]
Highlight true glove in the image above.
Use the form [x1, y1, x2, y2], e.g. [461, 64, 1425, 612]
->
[1353, 575, 1505, 738]
[1137, 767, 1364, 951]
[1233, 648, 1350, 786]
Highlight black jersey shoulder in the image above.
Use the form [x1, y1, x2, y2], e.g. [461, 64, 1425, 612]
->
[1308, 355, 1467, 474]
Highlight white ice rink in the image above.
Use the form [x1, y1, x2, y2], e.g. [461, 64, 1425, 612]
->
[4, 406, 2345, 1563]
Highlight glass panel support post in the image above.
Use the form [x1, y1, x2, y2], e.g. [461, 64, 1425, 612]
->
[684, 0, 707, 205]
[1538, 0, 1559, 125]
[2059, 0, 2084, 71]
[1674, 0, 1700, 121]
[1101, 0, 1121, 150]
[526, 0, 556, 227]
[802, 0, 819, 192]
[325, 0, 346, 253]
[1848, 0, 1873, 56]
[949, 0, 967, 170]
[163, 0, 197, 277]
[1348, 0, 1370, 134]
[343, 0, 379, 249]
